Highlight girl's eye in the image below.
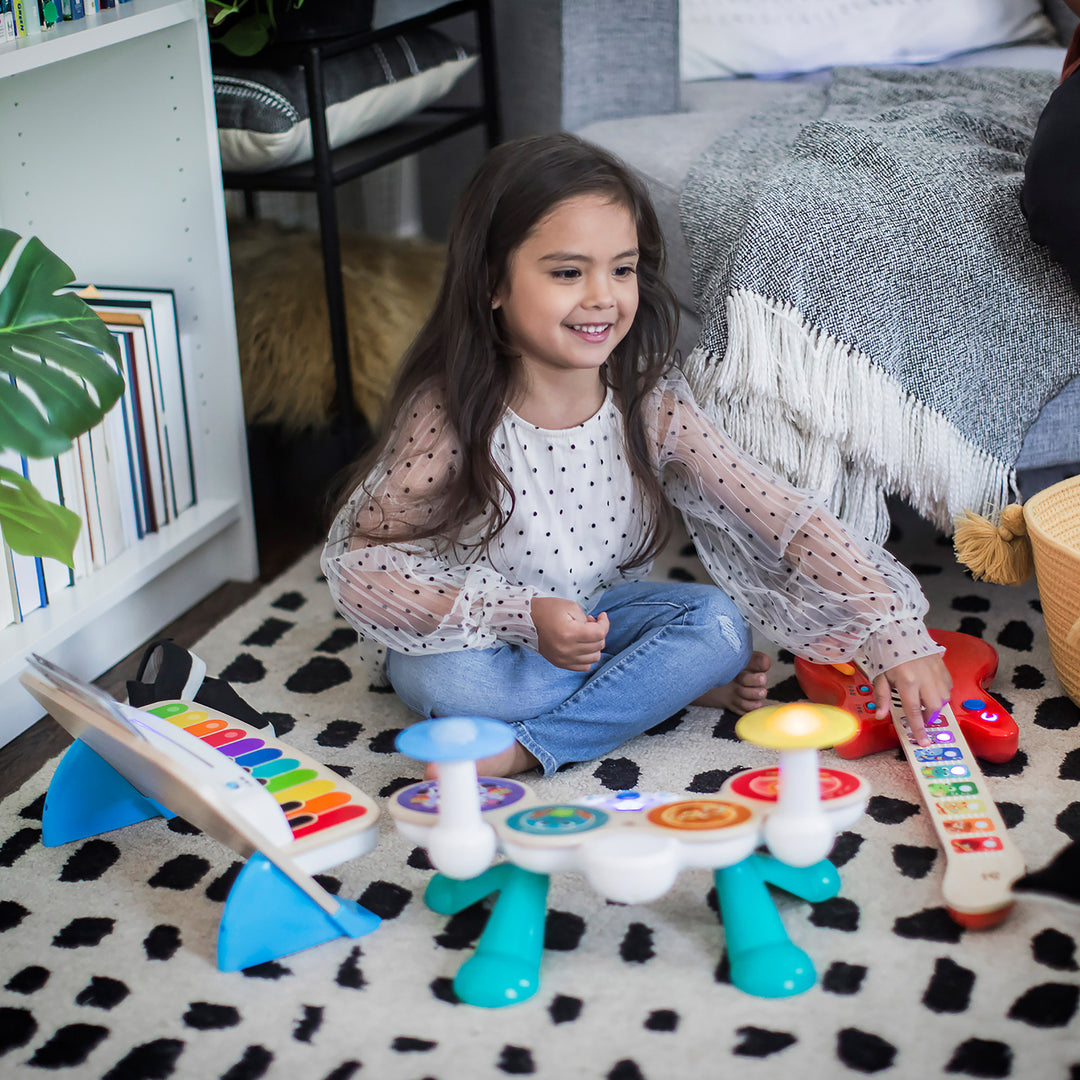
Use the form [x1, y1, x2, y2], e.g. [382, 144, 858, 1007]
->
[614, 265, 638, 278]
[552, 268, 581, 281]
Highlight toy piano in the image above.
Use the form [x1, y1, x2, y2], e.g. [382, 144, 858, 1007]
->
[795, 630, 1025, 928]
[20, 655, 381, 971]
[389, 708, 869, 1006]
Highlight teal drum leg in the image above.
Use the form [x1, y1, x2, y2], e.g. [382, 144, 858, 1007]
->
[43, 740, 174, 847]
[756, 854, 840, 903]
[425, 864, 550, 1008]
[714, 854, 824, 998]
[217, 853, 381, 972]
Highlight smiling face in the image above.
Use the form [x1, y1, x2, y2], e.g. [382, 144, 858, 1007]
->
[491, 193, 640, 383]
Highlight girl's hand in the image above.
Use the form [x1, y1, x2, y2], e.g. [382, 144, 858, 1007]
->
[532, 597, 609, 671]
[872, 653, 953, 747]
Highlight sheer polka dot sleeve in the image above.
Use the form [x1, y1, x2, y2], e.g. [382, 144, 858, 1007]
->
[651, 371, 943, 679]
[321, 391, 540, 654]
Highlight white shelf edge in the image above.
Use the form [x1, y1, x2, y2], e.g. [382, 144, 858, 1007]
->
[0, 498, 245, 747]
[0, 0, 195, 78]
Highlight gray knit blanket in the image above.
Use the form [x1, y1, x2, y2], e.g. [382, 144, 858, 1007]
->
[679, 65, 1080, 542]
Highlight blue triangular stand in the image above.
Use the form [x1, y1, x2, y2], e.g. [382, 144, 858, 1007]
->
[43, 739, 174, 847]
[217, 852, 381, 972]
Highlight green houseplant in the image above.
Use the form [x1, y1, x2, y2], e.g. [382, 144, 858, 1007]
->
[0, 229, 125, 567]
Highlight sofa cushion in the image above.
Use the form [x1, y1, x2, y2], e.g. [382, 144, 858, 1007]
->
[214, 28, 476, 172]
[680, 0, 1055, 80]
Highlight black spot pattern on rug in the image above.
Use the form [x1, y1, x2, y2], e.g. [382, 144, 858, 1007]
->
[667, 565, 697, 583]
[20, 793, 45, 819]
[997, 620, 1033, 652]
[286, 655, 352, 693]
[620, 923, 655, 963]
[0, 825, 40, 867]
[945, 1038, 1012, 1077]
[392, 1035, 436, 1051]
[594, 758, 639, 790]
[27, 1023, 110, 1068]
[271, 590, 306, 612]
[53, 917, 114, 948]
[221, 1045, 274, 1079]
[710, 712, 740, 742]
[893, 844, 937, 878]
[76, 976, 130, 1010]
[607, 1060, 644, 1080]
[337, 947, 366, 990]
[809, 897, 859, 932]
[101, 1037, 185, 1080]
[952, 595, 990, 612]
[1, 898, 29, 931]
[148, 854, 210, 890]
[1034, 696, 1080, 730]
[219, 653, 266, 684]
[60, 838, 121, 882]
[1007, 982, 1079, 1027]
[205, 862, 243, 903]
[545, 910, 586, 951]
[644, 1009, 677, 1031]
[829, 830, 864, 868]
[836, 1027, 897, 1073]
[370, 729, 403, 756]
[866, 796, 921, 825]
[688, 767, 746, 793]
[822, 962, 866, 994]
[550, 995, 582, 1024]
[998, 801, 1024, 829]
[1013, 664, 1045, 690]
[143, 924, 181, 961]
[0, 1006, 37, 1053]
[317, 627, 358, 653]
[7, 965, 49, 994]
[770, 674, 804, 702]
[359, 881, 411, 919]
[923, 957, 975, 1013]
[242, 961, 291, 980]
[1032, 928, 1078, 971]
[292, 1005, 322, 1043]
[316, 719, 363, 748]
[734, 1026, 797, 1057]
[893, 908, 964, 943]
[957, 616, 986, 638]
[1061, 750, 1080, 782]
[243, 617, 293, 647]
[980, 750, 1028, 779]
[183, 1002, 241, 1029]
[645, 709, 686, 735]
[323, 1062, 361, 1080]
[498, 1044, 536, 1074]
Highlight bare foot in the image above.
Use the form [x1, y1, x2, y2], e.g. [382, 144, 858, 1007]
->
[692, 651, 772, 715]
[423, 740, 539, 781]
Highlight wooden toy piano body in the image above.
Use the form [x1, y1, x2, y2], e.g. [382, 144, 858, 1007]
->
[20, 659, 381, 971]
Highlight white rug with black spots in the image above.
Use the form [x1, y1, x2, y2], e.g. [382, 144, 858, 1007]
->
[1, 509, 1079, 1080]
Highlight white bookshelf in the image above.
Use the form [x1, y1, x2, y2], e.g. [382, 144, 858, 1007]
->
[0, 0, 258, 746]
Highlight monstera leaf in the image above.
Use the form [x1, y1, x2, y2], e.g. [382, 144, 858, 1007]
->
[0, 229, 124, 565]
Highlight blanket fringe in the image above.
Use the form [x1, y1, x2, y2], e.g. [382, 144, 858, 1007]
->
[682, 289, 1016, 543]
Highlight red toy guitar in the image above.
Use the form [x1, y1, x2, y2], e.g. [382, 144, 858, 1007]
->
[795, 630, 1024, 929]
[794, 629, 1018, 763]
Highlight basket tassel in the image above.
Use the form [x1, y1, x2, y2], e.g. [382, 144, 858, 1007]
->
[953, 504, 1034, 585]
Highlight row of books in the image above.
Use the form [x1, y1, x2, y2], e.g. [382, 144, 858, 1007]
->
[1, 286, 196, 631]
[0, 0, 128, 42]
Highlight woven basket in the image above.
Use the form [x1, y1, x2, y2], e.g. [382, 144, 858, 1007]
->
[1024, 474, 1080, 707]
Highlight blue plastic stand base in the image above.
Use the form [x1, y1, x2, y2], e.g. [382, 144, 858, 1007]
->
[217, 852, 381, 972]
[43, 739, 174, 847]
[715, 853, 841, 998]
[425, 864, 550, 1007]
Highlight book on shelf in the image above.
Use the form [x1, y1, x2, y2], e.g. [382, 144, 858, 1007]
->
[2, 284, 197, 630]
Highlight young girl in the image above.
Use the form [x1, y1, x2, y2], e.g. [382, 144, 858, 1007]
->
[322, 133, 951, 778]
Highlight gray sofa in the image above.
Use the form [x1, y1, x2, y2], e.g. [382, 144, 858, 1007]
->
[493, 0, 1080, 502]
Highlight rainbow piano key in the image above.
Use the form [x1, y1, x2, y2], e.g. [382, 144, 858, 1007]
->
[143, 702, 379, 868]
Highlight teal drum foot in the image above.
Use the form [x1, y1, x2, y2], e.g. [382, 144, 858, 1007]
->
[728, 940, 816, 998]
[454, 951, 542, 1008]
[217, 853, 380, 972]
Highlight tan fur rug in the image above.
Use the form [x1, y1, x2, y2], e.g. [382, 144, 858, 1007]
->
[229, 220, 445, 431]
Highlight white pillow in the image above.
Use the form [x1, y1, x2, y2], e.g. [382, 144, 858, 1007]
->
[215, 30, 476, 173]
[680, 0, 1055, 81]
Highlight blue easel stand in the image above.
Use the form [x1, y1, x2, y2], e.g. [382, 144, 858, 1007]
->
[714, 853, 841, 998]
[217, 852, 381, 972]
[425, 864, 550, 1007]
[43, 739, 174, 847]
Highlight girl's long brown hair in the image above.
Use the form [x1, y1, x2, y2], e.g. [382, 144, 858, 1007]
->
[333, 133, 679, 570]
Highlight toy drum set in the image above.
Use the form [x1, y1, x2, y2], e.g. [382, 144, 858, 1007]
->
[389, 706, 870, 1005]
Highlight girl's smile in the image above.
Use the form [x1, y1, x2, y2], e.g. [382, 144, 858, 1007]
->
[492, 194, 639, 385]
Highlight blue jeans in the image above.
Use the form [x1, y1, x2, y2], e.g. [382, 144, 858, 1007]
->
[386, 581, 752, 775]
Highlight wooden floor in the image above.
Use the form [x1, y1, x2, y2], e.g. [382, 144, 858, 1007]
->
[0, 508, 319, 804]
